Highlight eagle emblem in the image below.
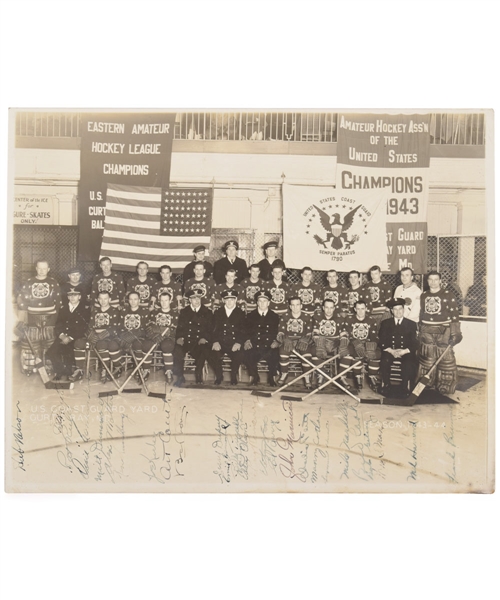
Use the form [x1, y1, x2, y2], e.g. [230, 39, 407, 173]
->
[287, 318, 304, 334]
[95, 312, 110, 327]
[98, 278, 114, 293]
[352, 322, 369, 340]
[156, 313, 173, 327]
[125, 313, 141, 330]
[270, 287, 285, 304]
[298, 288, 314, 305]
[319, 319, 336, 336]
[368, 286, 380, 302]
[32, 282, 50, 299]
[158, 286, 174, 298]
[425, 296, 441, 314]
[312, 204, 362, 250]
[135, 284, 150, 300]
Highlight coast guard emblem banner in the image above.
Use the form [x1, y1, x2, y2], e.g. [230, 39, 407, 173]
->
[336, 113, 431, 273]
[283, 181, 388, 272]
[78, 113, 176, 262]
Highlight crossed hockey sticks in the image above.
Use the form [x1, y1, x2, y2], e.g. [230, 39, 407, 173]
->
[99, 326, 172, 396]
[251, 353, 340, 399]
[280, 350, 362, 402]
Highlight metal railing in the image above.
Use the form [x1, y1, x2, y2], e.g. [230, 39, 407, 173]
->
[15, 111, 486, 145]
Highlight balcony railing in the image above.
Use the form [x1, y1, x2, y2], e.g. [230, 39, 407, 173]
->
[15, 111, 486, 145]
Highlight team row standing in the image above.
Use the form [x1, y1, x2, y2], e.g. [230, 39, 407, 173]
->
[16, 240, 462, 396]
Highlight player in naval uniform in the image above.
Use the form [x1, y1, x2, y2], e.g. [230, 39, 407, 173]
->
[213, 240, 248, 284]
[211, 289, 247, 385]
[378, 298, 418, 397]
[243, 290, 280, 386]
[183, 245, 213, 282]
[173, 290, 214, 387]
[257, 240, 285, 281]
[417, 271, 462, 395]
[46, 287, 90, 381]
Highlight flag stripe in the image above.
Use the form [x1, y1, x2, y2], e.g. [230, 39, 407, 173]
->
[102, 223, 210, 243]
[106, 209, 160, 222]
[101, 242, 199, 256]
[106, 201, 161, 214]
[101, 249, 192, 263]
[104, 216, 160, 232]
[101, 236, 196, 250]
[107, 188, 161, 202]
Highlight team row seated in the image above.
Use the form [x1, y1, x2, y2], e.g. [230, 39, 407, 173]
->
[16, 256, 462, 396]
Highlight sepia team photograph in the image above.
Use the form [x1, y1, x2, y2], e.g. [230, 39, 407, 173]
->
[5, 108, 494, 493]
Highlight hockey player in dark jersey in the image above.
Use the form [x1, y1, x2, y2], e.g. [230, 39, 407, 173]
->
[150, 264, 183, 312]
[311, 298, 343, 387]
[346, 270, 372, 313]
[183, 261, 216, 309]
[418, 271, 463, 395]
[239, 264, 265, 313]
[339, 300, 381, 392]
[262, 262, 290, 315]
[115, 291, 150, 379]
[90, 256, 125, 309]
[276, 297, 315, 389]
[321, 269, 348, 316]
[363, 265, 392, 328]
[144, 291, 179, 383]
[73, 290, 122, 383]
[60, 267, 90, 305]
[17, 259, 63, 375]
[289, 266, 322, 316]
[125, 261, 158, 310]
[212, 269, 244, 311]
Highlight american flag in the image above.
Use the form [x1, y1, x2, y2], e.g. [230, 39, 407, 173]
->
[100, 184, 213, 272]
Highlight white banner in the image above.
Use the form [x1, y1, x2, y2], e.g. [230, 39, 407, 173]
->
[283, 183, 388, 272]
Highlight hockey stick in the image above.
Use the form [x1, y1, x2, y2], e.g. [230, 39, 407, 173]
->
[282, 351, 360, 402]
[252, 353, 339, 398]
[407, 344, 453, 405]
[281, 360, 362, 402]
[130, 349, 150, 395]
[22, 325, 74, 390]
[88, 341, 140, 397]
[116, 326, 171, 394]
